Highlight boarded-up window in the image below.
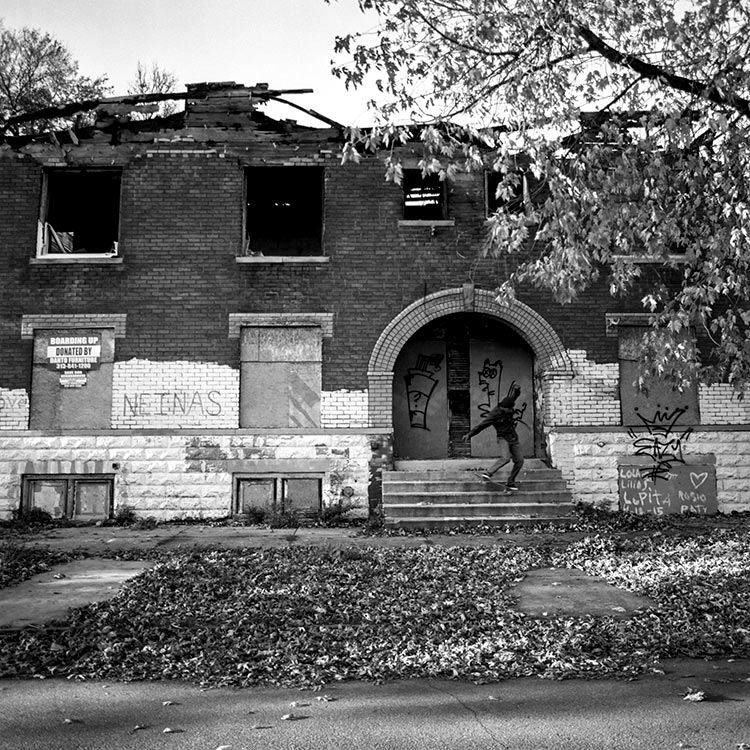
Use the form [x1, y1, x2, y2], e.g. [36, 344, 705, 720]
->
[29, 328, 114, 429]
[22, 475, 113, 521]
[619, 326, 699, 426]
[239, 325, 322, 428]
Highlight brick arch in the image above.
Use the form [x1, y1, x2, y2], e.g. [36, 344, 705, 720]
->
[367, 287, 572, 428]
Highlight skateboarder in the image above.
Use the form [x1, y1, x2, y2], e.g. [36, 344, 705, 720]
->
[462, 384, 524, 490]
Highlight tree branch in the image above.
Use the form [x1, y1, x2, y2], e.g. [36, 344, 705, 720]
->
[576, 24, 750, 120]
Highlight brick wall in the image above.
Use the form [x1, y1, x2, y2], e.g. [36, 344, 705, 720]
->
[0, 389, 29, 429]
[320, 390, 368, 428]
[0, 137, 680, 401]
[112, 359, 239, 428]
[544, 350, 620, 427]
[699, 384, 750, 424]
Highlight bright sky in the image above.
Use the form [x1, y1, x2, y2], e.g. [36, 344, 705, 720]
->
[0, 0, 379, 127]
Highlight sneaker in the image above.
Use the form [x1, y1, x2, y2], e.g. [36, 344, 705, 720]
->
[505, 483, 519, 491]
[481, 473, 493, 481]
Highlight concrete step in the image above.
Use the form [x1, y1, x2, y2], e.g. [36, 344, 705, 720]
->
[393, 458, 549, 472]
[381, 459, 573, 529]
[382, 478, 569, 493]
[385, 515, 575, 530]
[384, 470, 565, 483]
[383, 490, 574, 505]
[384, 502, 574, 519]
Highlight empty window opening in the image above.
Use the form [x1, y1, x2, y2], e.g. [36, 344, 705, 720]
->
[485, 169, 546, 217]
[403, 170, 446, 220]
[22, 475, 114, 521]
[234, 475, 322, 518]
[39, 169, 121, 257]
[245, 166, 323, 256]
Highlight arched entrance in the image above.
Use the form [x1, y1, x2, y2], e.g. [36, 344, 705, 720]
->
[393, 313, 535, 459]
[367, 286, 573, 458]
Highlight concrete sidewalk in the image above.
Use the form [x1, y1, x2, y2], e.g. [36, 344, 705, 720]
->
[3, 522, 584, 553]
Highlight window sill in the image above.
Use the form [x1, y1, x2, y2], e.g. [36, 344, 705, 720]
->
[235, 256, 330, 264]
[30, 256, 123, 265]
[398, 219, 455, 228]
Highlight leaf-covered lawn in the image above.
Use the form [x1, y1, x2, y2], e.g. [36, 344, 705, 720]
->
[1, 530, 749, 687]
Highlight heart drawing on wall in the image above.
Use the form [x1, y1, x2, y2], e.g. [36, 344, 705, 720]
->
[690, 472, 708, 489]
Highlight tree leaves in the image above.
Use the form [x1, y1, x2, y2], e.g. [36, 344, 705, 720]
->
[334, 0, 750, 391]
[0, 532, 748, 687]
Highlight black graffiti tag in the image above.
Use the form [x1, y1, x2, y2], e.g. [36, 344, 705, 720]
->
[629, 404, 693, 481]
[405, 353, 443, 430]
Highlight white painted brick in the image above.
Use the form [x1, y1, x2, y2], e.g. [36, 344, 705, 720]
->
[111, 359, 240, 429]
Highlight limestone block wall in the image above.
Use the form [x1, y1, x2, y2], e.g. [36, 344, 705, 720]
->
[548, 429, 750, 512]
[0, 431, 381, 521]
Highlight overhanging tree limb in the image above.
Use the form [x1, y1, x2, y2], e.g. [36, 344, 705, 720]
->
[576, 24, 750, 119]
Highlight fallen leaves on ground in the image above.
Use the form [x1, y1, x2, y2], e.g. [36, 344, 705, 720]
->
[0, 530, 748, 687]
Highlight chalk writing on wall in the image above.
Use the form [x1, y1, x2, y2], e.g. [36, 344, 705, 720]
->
[405, 353, 443, 430]
[0, 393, 29, 411]
[618, 462, 717, 515]
[628, 404, 693, 481]
[123, 391, 223, 417]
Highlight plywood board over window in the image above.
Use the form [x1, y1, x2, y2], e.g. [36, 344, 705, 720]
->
[29, 328, 115, 429]
[618, 326, 700, 426]
[240, 325, 322, 428]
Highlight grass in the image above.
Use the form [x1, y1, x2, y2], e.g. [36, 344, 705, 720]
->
[0, 526, 749, 687]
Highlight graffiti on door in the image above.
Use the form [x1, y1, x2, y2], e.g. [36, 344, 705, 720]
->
[405, 353, 444, 430]
[628, 404, 693, 481]
[477, 360, 528, 427]
[477, 358, 502, 417]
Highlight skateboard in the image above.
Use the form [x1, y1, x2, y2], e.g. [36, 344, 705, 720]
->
[473, 471, 516, 492]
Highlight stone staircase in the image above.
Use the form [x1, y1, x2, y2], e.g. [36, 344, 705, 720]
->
[382, 458, 575, 530]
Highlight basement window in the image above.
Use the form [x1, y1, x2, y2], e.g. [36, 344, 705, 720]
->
[21, 475, 113, 521]
[402, 169, 448, 221]
[234, 475, 322, 518]
[244, 166, 323, 257]
[37, 169, 121, 258]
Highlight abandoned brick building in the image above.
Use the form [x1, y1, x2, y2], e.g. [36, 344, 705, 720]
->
[0, 81, 748, 526]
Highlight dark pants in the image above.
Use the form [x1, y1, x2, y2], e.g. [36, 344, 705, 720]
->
[487, 439, 524, 484]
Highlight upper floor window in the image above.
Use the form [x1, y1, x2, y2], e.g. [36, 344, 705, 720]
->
[38, 169, 121, 258]
[403, 170, 447, 221]
[245, 166, 323, 257]
[485, 169, 546, 217]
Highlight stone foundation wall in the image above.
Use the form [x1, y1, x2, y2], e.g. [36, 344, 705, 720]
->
[0, 431, 387, 521]
[548, 429, 750, 512]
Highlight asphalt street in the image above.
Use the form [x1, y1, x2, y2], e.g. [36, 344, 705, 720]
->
[2, 659, 750, 750]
